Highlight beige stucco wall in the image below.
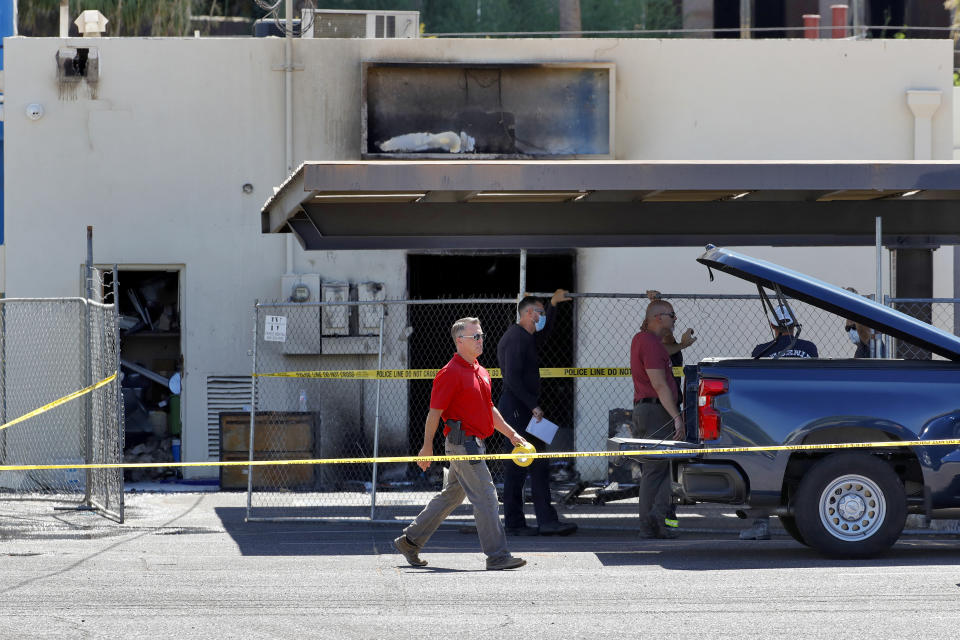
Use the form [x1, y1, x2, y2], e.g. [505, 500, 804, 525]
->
[2, 35, 954, 479]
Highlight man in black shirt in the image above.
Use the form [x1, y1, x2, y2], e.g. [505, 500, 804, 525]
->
[497, 289, 576, 536]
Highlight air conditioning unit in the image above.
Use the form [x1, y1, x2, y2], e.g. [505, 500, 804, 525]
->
[301, 9, 419, 39]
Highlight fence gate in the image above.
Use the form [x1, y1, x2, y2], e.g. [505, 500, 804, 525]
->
[0, 290, 124, 522]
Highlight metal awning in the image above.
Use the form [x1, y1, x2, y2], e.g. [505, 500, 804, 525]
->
[261, 160, 960, 250]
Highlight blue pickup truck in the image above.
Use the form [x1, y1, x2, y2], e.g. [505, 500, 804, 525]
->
[611, 246, 960, 557]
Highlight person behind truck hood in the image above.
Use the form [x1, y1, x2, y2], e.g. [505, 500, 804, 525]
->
[751, 305, 818, 359]
[843, 288, 887, 358]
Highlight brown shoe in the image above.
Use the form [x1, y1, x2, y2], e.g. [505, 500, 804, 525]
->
[486, 555, 526, 570]
[393, 535, 427, 567]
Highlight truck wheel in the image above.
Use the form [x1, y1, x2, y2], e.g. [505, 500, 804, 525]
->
[778, 515, 807, 546]
[793, 453, 906, 558]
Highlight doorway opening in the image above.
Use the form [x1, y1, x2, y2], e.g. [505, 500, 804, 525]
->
[867, 0, 905, 38]
[713, 0, 741, 38]
[713, 0, 786, 38]
[406, 252, 575, 484]
[103, 268, 182, 482]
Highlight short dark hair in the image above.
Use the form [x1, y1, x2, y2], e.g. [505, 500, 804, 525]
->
[517, 296, 543, 316]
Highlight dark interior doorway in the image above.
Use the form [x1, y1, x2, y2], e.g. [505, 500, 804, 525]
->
[103, 269, 182, 482]
[406, 252, 575, 485]
[714, 0, 786, 38]
[868, 0, 905, 38]
[713, 0, 740, 38]
[754, 0, 785, 38]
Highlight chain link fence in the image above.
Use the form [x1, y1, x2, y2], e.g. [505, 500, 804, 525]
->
[887, 298, 960, 361]
[244, 291, 943, 522]
[0, 294, 124, 522]
[246, 294, 960, 520]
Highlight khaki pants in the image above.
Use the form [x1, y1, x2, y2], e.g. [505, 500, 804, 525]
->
[403, 437, 510, 561]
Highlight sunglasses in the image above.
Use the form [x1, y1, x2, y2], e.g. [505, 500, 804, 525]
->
[459, 333, 485, 342]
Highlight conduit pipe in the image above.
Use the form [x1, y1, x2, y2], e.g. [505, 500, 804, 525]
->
[284, 0, 295, 275]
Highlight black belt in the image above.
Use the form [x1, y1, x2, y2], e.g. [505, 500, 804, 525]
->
[636, 397, 661, 405]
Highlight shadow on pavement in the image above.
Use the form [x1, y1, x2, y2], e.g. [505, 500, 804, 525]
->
[214, 504, 960, 569]
[594, 538, 960, 570]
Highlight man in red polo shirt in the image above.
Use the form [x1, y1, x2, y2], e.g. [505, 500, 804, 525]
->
[394, 317, 529, 570]
[630, 299, 685, 539]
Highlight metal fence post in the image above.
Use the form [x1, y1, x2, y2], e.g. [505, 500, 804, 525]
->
[112, 265, 125, 522]
[883, 294, 891, 357]
[245, 301, 260, 521]
[369, 302, 386, 520]
[82, 228, 94, 507]
[0, 299, 6, 466]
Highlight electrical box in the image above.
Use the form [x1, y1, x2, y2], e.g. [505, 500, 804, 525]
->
[280, 275, 322, 355]
[321, 282, 350, 336]
[281, 274, 321, 303]
[357, 282, 385, 335]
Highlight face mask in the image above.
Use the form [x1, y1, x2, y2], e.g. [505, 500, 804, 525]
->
[534, 313, 546, 332]
[847, 328, 860, 345]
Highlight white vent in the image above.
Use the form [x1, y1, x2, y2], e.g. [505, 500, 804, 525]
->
[206, 376, 255, 460]
[301, 10, 419, 39]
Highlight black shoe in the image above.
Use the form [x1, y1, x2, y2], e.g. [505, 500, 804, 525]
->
[638, 516, 680, 539]
[538, 521, 577, 536]
[637, 527, 680, 540]
[505, 526, 540, 537]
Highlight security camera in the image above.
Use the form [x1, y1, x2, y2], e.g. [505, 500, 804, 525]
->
[25, 104, 45, 121]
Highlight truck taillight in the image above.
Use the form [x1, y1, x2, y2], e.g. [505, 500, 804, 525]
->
[697, 378, 728, 441]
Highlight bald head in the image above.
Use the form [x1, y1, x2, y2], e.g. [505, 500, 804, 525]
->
[644, 300, 675, 337]
[645, 300, 672, 320]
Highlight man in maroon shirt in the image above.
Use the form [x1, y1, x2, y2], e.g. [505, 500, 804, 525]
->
[394, 317, 529, 570]
[630, 299, 685, 539]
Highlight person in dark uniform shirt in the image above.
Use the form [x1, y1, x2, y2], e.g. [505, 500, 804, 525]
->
[742, 304, 818, 540]
[751, 304, 818, 359]
[497, 289, 577, 536]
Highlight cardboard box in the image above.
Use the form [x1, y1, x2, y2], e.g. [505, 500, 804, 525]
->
[220, 412, 314, 453]
[219, 451, 314, 490]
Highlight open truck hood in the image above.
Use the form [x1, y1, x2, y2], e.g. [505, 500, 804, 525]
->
[697, 245, 960, 361]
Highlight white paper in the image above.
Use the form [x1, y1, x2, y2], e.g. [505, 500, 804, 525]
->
[526, 416, 559, 445]
[264, 315, 287, 342]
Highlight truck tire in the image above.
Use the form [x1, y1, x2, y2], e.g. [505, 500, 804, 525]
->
[778, 515, 807, 546]
[793, 453, 906, 558]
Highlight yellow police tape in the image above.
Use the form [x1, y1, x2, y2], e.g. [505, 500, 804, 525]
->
[3, 437, 960, 472]
[257, 366, 684, 379]
[0, 373, 118, 433]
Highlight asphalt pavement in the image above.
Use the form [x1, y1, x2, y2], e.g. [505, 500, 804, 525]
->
[2, 490, 959, 639]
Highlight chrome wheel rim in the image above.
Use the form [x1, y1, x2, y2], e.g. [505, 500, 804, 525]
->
[818, 474, 886, 541]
